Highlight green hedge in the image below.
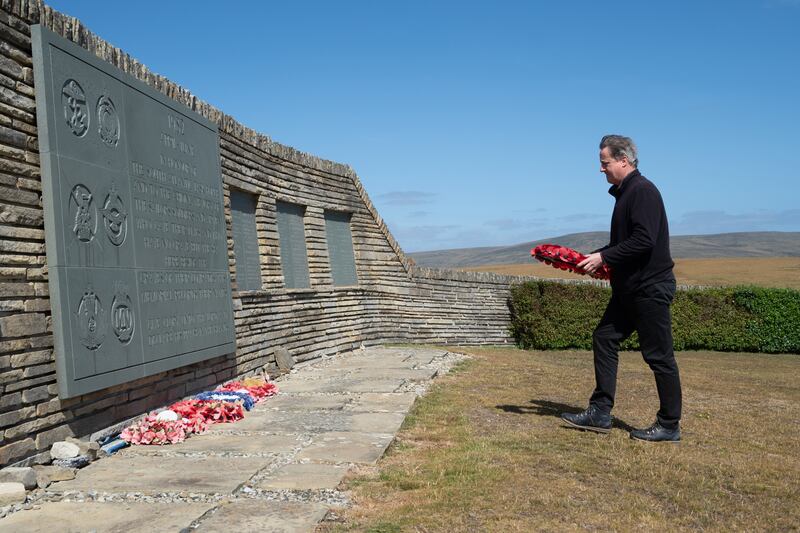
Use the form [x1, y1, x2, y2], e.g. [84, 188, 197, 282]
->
[508, 281, 800, 353]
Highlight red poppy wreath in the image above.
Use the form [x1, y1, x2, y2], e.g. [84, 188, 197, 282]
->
[531, 244, 611, 280]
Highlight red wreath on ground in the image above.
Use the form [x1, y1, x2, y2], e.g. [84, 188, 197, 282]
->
[531, 244, 611, 280]
[217, 380, 278, 399]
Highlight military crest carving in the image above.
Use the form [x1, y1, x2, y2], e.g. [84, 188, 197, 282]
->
[69, 184, 96, 243]
[62, 79, 88, 137]
[97, 95, 120, 147]
[101, 184, 127, 246]
[77, 286, 106, 350]
[111, 285, 134, 344]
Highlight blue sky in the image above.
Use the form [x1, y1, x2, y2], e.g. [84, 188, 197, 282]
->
[48, 1, 800, 252]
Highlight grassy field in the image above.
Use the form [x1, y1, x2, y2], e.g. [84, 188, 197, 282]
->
[461, 257, 800, 289]
[320, 348, 800, 532]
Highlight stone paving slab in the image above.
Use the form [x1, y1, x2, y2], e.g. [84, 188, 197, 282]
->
[404, 355, 440, 366]
[50, 454, 274, 494]
[209, 409, 353, 434]
[359, 347, 446, 357]
[296, 432, 395, 464]
[195, 499, 330, 533]
[256, 463, 348, 490]
[303, 366, 437, 382]
[345, 392, 418, 413]
[322, 357, 422, 370]
[333, 378, 406, 393]
[348, 412, 407, 434]
[272, 378, 344, 393]
[342, 367, 439, 381]
[276, 378, 404, 394]
[284, 368, 345, 381]
[0, 501, 213, 532]
[255, 394, 348, 411]
[208, 409, 405, 436]
[401, 350, 446, 364]
[119, 432, 306, 456]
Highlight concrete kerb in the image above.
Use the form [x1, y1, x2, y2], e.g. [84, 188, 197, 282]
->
[0, 346, 469, 530]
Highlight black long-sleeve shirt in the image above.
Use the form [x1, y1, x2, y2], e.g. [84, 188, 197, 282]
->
[597, 170, 675, 294]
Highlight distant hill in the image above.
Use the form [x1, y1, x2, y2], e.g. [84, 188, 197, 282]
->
[408, 232, 800, 268]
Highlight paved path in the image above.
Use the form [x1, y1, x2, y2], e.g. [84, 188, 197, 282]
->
[0, 347, 462, 532]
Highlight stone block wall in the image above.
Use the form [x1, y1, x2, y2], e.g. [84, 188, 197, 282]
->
[0, 0, 525, 467]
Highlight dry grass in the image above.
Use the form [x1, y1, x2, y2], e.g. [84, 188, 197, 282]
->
[461, 257, 800, 289]
[320, 348, 800, 532]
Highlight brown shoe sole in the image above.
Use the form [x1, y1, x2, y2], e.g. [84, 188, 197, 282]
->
[561, 418, 611, 434]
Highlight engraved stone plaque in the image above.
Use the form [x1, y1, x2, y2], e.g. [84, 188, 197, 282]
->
[32, 25, 236, 398]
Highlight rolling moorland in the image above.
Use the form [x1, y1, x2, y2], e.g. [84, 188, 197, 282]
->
[408, 232, 800, 289]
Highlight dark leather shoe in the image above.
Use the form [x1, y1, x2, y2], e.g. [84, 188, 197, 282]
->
[630, 422, 681, 442]
[560, 405, 612, 433]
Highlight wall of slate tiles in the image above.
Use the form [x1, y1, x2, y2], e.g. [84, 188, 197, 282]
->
[0, 0, 530, 467]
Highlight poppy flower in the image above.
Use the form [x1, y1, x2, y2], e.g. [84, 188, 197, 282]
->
[531, 244, 611, 280]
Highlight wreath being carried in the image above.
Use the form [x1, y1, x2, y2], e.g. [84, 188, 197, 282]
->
[531, 244, 611, 280]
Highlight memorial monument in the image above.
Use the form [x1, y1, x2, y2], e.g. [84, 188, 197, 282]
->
[0, 0, 517, 468]
[32, 25, 235, 398]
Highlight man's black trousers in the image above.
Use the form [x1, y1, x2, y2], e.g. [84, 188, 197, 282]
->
[589, 279, 682, 429]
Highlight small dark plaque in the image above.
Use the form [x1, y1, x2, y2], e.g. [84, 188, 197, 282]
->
[276, 201, 310, 289]
[324, 211, 358, 287]
[230, 190, 262, 291]
[32, 26, 236, 398]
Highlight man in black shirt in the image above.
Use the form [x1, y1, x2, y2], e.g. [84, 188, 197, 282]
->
[561, 134, 682, 442]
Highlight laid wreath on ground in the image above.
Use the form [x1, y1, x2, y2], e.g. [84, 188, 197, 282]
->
[218, 378, 278, 400]
[119, 376, 278, 446]
[531, 244, 611, 280]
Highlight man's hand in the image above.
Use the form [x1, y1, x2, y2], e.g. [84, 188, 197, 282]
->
[577, 252, 605, 274]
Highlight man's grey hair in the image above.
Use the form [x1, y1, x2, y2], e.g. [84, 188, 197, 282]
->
[600, 134, 638, 168]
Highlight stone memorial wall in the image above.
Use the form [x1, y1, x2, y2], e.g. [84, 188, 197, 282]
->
[32, 25, 236, 398]
[0, 0, 528, 466]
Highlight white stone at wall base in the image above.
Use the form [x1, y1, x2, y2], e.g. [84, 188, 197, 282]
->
[49, 441, 80, 460]
[65, 437, 100, 460]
